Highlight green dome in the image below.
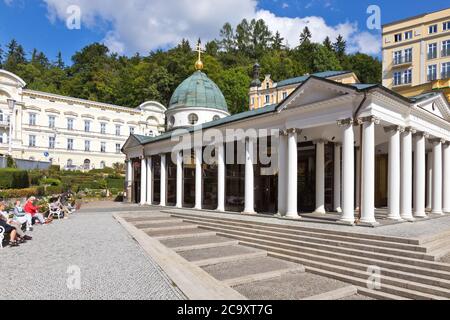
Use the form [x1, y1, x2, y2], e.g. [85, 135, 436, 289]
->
[169, 71, 228, 112]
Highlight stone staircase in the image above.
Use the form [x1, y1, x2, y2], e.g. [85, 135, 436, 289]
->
[165, 211, 450, 300]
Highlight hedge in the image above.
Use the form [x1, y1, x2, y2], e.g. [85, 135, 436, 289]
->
[107, 177, 124, 189]
[0, 186, 44, 199]
[0, 169, 30, 189]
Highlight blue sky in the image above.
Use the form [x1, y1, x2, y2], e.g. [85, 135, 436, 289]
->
[0, 0, 448, 64]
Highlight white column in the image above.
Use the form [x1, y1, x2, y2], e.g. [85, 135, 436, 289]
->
[243, 138, 255, 214]
[414, 133, 427, 218]
[217, 143, 225, 212]
[339, 120, 354, 223]
[277, 133, 288, 216]
[401, 129, 414, 221]
[140, 157, 147, 205]
[160, 154, 167, 206]
[286, 129, 299, 218]
[315, 140, 326, 214]
[126, 160, 132, 202]
[386, 126, 402, 220]
[360, 117, 377, 225]
[194, 147, 202, 210]
[176, 151, 183, 208]
[334, 143, 342, 213]
[355, 147, 361, 210]
[426, 151, 433, 210]
[146, 157, 152, 205]
[443, 143, 450, 213]
[431, 139, 443, 215]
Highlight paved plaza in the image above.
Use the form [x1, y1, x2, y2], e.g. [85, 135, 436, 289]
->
[0, 201, 184, 300]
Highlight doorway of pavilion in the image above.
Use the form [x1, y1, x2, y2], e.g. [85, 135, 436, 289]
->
[132, 159, 141, 204]
[166, 152, 177, 206]
[183, 149, 195, 208]
[297, 141, 335, 213]
[225, 141, 245, 212]
[202, 146, 218, 210]
[255, 136, 278, 214]
[152, 155, 161, 205]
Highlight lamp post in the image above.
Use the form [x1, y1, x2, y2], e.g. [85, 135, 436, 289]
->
[6, 99, 16, 156]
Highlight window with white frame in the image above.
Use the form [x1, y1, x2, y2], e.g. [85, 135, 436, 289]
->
[394, 33, 402, 42]
[428, 43, 437, 59]
[29, 113, 36, 126]
[49, 136, 55, 149]
[404, 31, 413, 40]
[443, 21, 450, 31]
[443, 40, 450, 57]
[393, 50, 402, 65]
[48, 115, 56, 128]
[442, 62, 450, 79]
[393, 71, 402, 86]
[428, 65, 437, 81]
[84, 120, 91, 132]
[67, 138, 74, 150]
[85, 140, 90, 152]
[100, 123, 106, 134]
[29, 135, 36, 147]
[429, 24, 438, 34]
[129, 127, 135, 134]
[404, 48, 413, 62]
[403, 69, 412, 84]
[115, 124, 121, 136]
[100, 142, 106, 153]
[265, 95, 270, 104]
[67, 118, 74, 130]
[116, 143, 121, 154]
[282, 92, 288, 100]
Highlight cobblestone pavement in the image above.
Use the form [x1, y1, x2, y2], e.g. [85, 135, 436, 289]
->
[0, 202, 184, 300]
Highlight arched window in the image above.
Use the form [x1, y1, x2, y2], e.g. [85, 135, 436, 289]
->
[100, 161, 106, 169]
[67, 159, 73, 168]
[188, 113, 198, 125]
[213, 115, 220, 121]
[83, 159, 91, 170]
[168, 116, 175, 128]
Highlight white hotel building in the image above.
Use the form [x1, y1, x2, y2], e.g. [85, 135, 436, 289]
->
[123, 57, 450, 225]
[0, 69, 166, 170]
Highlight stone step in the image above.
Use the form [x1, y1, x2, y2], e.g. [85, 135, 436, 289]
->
[188, 220, 450, 272]
[301, 286, 357, 300]
[172, 240, 240, 252]
[160, 235, 238, 249]
[167, 211, 420, 245]
[183, 218, 433, 260]
[170, 212, 424, 251]
[193, 251, 267, 267]
[124, 215, 171, 222]
[269, 253, 448, 300]
[202, 256, 304, 285]
[230, 233, 450, 285]
[355, 287, 410, 300]
[141, 224, 198, 232]
[153, 230, 216, 240]
[133, 218, 183, 226]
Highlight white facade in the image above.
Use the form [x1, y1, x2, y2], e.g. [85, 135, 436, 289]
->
[166, 106, 229, 130]
[123, 76, 450, 226]
[0, 69, 166, 170]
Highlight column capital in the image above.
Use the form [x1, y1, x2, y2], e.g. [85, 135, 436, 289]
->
[429, 138, 446, 145]
[384, 125, 405, 134]
[404, 127, 416, 134]
[312, 139, 328, 145]
[337, 118, 353, 127]
[357, 116, 380, 125]
[284, 128, 302, 135]
[412, 131, 429, 138]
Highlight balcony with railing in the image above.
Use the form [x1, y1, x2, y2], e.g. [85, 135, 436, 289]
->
[393, 56, 413, 67]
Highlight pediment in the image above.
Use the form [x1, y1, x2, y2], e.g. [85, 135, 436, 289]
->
[414, 93, 450, 121]
[122, 134, 143, 151]
[277, 76, 355, 112]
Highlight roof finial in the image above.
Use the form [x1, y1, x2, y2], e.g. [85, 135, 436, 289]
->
[195, 39, 204, 71]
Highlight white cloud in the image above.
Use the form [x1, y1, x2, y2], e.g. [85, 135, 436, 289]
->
[35, 0, 380, 55]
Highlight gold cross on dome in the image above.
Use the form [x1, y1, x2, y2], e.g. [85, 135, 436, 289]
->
[195, 40, 204, 70]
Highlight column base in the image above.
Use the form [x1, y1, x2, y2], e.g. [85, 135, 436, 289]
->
[335, 207, 342, 213]
[216, 207, 225, 212]
[284, 212, 301, 220]
[431, 210, 444, 215]
[359, 218, 379, 226]
[242, 211, 257, 215]
[414, 212, 427, 218]
[400, 215, 415, 222]
[386, 214, 404, 221]
[314, 206, 326, 214]
[443, 209, 450, 214]
[339, 217, 355, 225]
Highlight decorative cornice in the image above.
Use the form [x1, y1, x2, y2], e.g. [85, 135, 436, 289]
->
[113, 119, 125, 124]
[23, 105, 42, 112]
[64, 111, 78, 117]
[45, 108, 61, 114]
[81, 114, 95, 119]
[97, 116, 110, 122]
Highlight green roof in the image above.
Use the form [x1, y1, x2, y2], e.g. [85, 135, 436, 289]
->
[168, 71, 228, 112]
[276, 70, 352, 88]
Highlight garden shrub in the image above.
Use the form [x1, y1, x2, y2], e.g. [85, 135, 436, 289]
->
[40, 178, 62, 186]
[0, 186, 44, 199]
[0, 169, 30, 189]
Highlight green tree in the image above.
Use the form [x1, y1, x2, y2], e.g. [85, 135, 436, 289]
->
[272, 31, 284, 50]
[333, 35, 347, 64]
[219, 23, 235, 52]
[216, 67, 251, 114]
[299, 26, 312, 46]
[4, 39, 27, 73]
[323, 36, 333, 51]
[346, 53, 382, 84]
